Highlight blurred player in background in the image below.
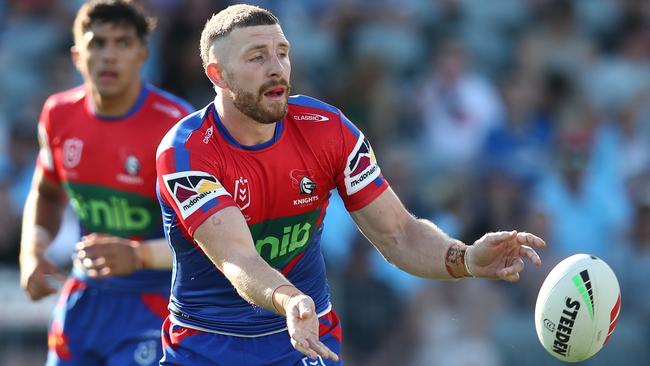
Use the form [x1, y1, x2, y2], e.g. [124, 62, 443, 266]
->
[19, 1, 193, 365]
[156, 4, 545, 365]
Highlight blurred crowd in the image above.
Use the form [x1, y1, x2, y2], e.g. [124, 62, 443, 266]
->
[1, 0, 650, 365]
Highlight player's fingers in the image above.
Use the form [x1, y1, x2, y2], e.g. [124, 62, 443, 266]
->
[26, 276, 56, 300]
[516, 232, 546, 248]
[291, 337, 318, 359]
[77, 246, 103, 259]
[98, 266, 111, 277]
[81, 256, 107, 271]
[498, 257, 525, 282]
[86, 268, 99, 277]
[519, 245, 542, 266]
[298, 299, 314, 320]
[308, 338, 339, 361]
[76, 249, 87, 259]
[44, 263, 67, 282]
[483, 231, 517, 245]
[501, 271, 520, 283]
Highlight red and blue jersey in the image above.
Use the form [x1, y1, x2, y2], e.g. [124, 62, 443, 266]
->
[36, 83, 193, 291]
[156, 95, 389, 336]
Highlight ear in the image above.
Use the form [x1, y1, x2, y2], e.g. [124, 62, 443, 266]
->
[70, 45, 82, 71]
[138, 45, 148, 65]
[206, 62, 230, 90]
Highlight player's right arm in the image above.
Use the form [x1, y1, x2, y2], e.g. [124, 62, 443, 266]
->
[19, 168, 68, 300]
[20, 98, 68, 301]
[193, 208, 338, 361]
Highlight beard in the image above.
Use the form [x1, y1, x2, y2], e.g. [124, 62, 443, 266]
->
[226, 73, 291, 124]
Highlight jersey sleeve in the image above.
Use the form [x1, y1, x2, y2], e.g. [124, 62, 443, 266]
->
[35, 97, 61, 183]
[334, 112, 389, 212]
[156, 140, 238, 237]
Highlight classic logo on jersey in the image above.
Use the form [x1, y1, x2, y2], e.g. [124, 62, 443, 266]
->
[234, 177, 251, 210]
[63, 138, 84, 169]
[163, 171, 230, 219]
[203, 126, 214, 144]
[153, 101, 182, 119]
[294, 112, 329, 122]
[344, 133, 380, 195]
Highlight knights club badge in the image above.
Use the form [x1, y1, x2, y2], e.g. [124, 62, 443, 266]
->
[234, 177, 251, 210]
[62, 138, 83, 169]
[290, 169, 316, 195]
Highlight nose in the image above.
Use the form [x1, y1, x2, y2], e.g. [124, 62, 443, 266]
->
[100, 43, 118, 63]
[267, 54, 287, 79]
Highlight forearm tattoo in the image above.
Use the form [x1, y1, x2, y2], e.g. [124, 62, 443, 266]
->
[445, 242, 467, 278]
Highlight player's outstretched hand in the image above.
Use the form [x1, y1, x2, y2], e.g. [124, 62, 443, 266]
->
[285, 295, 339, 362]
[75, 233, 142, 278]
[468, 230, 545, 282]
[20, 252, 65, 301]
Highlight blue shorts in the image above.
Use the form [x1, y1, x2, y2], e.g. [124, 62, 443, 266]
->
[161, 310, 343, 366]
[46, 278, 169, 366]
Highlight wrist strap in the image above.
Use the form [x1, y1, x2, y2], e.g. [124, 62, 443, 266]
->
[464, 245, 474, 277]
[271, 284, 296, 314]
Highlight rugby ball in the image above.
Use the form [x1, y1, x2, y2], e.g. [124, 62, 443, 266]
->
[535, 254, 621, 362]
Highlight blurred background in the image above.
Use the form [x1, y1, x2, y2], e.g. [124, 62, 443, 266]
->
[1, 0, 649, 365]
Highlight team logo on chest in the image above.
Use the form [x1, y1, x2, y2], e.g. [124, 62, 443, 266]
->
[62, 138, 83, 169]
[234, 177, 251, 210]
[300, 176, 316, 195]
[117, 154, 144, 185]
[125, 155, 141, 175]
[290, 169, 319, 207]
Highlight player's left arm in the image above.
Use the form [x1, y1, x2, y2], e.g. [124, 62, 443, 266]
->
[350, 187, 546, 281]
[75, 234, 172, 277]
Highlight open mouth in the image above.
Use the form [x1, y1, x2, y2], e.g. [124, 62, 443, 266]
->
[99, 71, 118, 81]
[264, 87, 285, 98]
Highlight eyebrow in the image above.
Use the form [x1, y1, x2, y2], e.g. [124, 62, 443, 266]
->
[244, 41, 291, 53]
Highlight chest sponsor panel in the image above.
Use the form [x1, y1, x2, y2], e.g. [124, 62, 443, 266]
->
[64, 182, 160, 237]
[249, 209, 322, 268]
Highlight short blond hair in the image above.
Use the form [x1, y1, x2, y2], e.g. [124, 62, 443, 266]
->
[199, 4, 279, 68]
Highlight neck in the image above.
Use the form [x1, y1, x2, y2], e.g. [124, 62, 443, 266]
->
[90, 80, 143, 116]
[214, 94, 277, 146]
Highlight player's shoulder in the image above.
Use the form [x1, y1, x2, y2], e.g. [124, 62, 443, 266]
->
[44, 85, 86, 112]
[288, 95, 340, 115]
[145, 84, 195, 120]
[157, 104, 212, 158]
[287, 94, 361, 136]
[287, 94, 343, 126]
